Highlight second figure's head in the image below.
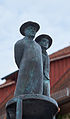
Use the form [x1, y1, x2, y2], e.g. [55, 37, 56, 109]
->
[35, 34, 52, 49]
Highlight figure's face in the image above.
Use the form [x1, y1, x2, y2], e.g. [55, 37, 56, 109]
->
[24, 26, 37, 37]
[39, 38, 49, 49]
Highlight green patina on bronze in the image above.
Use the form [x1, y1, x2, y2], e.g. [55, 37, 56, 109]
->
[6, 21, 58, 119]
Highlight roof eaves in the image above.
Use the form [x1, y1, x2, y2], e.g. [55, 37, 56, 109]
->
[0, 81, 15, 88]
[50, 54, 70, 62]
[1, 70, 19, 80]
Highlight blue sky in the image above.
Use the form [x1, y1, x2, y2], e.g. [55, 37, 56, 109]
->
[0, 0, 70, 78]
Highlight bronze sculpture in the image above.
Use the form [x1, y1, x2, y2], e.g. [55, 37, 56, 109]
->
[35, 34, 52, 96]
[6, 21, 59, 119]
[14, 21, 43, 96]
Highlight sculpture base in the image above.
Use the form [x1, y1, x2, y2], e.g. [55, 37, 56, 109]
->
[6, 94, 58, 119]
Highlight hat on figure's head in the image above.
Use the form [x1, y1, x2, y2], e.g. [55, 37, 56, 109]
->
[20, 21, 40, 36]
[35, 34, 52, 48]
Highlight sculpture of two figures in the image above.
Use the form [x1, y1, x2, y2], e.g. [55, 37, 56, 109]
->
[6, 21, 59, 119]
[14, 21, 52, 97]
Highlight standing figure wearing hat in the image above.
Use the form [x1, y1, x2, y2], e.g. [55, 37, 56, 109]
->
[35, 34, 52, 96]
[14, 21, 43, 97]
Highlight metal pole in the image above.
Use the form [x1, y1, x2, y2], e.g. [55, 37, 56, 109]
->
[16, 98, 22, 119]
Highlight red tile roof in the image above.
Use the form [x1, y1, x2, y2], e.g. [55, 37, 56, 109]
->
[50, 46, 70, 60]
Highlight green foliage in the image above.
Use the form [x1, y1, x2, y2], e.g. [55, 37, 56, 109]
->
[57, 114, 62, 119]
[57, 113, 70, 119]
